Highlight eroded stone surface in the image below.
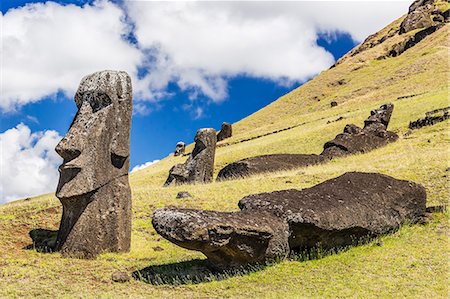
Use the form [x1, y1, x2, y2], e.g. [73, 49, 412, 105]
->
[55, 70, 132, 258]
[217, 122, 232, 142]
[153, 172, 426, 268]
[164, 128, 217, 186]
[399, 0, 448, 34]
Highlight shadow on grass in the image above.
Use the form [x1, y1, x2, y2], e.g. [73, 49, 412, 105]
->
[133, 259, 267, 285]
[23, 228, 58, 253]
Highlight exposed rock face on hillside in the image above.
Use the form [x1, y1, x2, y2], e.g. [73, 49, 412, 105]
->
[153, 172, 427, 268]
[217, 104, 397, 181]
[55, 70, 132, 258]
[164, 128, 217, 186]
[399, 0, 448, 34]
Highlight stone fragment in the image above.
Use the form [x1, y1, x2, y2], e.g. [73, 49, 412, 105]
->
[153, 172, 426, 268]
[54, 70, 132, 258]
[331, 101, 338, 107]
[112, 271, 130, 283]
[164, 128, 217, 186]
[174, 142, 186, 156]
[217, 122, 232, 141]
[176, 191, 192, 199]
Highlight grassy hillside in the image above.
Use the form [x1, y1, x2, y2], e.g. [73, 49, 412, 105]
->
[0, 14, 448, 299]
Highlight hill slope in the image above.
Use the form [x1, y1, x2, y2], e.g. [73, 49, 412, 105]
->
[1, 2, 449, 298]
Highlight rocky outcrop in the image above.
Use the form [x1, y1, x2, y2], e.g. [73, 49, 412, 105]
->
[217, 104, 398, 181]
[217, 154, 325, 181]
[153, 172, 427, 268]
[55, 70, 132, 258]
[399, 0, 448, 34]
[164, 128, 217, 186]
[174, 142, 186, 156]
[217, 122, 232, 142]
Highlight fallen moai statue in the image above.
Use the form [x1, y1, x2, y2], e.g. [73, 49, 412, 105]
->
[164, 128, 217, 186]
[217, 154, 325, 181]
[153, 172, 426, 268]
[321, 103, 398, 158]
[409, 107, 449, 130]
[217, 104, 398, 180]
[54, 70, 132, 258]
[174, 141, 186, 156]
[217, 122, 232, 141]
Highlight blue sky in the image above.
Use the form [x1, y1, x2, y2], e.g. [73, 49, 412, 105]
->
[0, 0, 410, 202]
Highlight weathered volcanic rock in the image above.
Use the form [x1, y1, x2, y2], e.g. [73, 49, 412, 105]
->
[152, 208, 289, 268]
[321, 104, 398, 158]
[54, 70, 132, 258]
[164, 128, 217, 186]
[217, 122, 232, 141]
[217, 154, 326, 181]
[239, 172, 426, 251]
[153, 172, 426, 267]
[174, 141, 186, 157]
[399, 0, 448, 34]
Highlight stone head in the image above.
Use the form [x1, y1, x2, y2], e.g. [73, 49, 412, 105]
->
[192, 128, 216, 158]
[364, 103, 394, 130]
[55, 71, 132, 198]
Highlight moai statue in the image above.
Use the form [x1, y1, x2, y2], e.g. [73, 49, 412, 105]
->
[164, 128, 217, 186]
[54, 70, 132, 258]
[174, 141, 186, 156]
[217, 122, 232, 141]
[363, 103, 394, 133]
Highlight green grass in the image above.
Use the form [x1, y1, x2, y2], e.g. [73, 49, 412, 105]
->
[0, 19, 448, 299]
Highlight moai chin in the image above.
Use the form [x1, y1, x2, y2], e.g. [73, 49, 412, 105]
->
[164, 128, 217, 186]
[54, 70, 132, 258]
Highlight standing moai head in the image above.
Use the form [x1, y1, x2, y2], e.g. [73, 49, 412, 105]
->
[217, 122, 232, 142]
[164, 128, 217, 186]
[363, 103, 394, 132]
[54, 70, 132, 258]
[174, 141, 186, 156]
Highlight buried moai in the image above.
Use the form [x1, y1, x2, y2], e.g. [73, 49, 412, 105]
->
[153, 172, 426, 268]
[174, 142, 186, 156]
[54, 70, 132, 258]
[217, 122, 232, 141]
[164, 128, 217, 186]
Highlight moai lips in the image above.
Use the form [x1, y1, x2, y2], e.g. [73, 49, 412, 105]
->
[54, 70, 132, 258]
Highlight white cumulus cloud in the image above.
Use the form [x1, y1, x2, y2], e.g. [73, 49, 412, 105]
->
[131, 160, 160, 172]
[0, 124, 63, 203]
[1, 0, 410, 112]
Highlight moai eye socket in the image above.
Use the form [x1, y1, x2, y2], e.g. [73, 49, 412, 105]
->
[80, 92, 112, 113]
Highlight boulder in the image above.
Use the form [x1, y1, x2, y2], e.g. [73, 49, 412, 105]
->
[217, 154, 325, 181]
[217, 122, 232, 141]
[153, 172, 426, 268]
[399, 0, 448, 34]
[174, 141, 186, 157]
[164, 128, 217, 186]
[54, 70, 132, 258]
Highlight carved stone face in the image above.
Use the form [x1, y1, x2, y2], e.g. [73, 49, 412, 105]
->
[364, 103, 394, 129]
[55, 71, 132, 199]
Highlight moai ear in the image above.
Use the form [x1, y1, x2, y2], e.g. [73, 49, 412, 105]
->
[110, 73, 133, 169]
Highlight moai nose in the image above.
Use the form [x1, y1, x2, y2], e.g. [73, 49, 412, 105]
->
[55, 136, 81, 162]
